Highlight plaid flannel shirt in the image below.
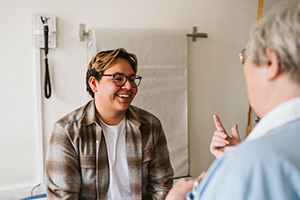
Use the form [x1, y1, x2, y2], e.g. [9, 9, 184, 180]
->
[45, 100, 174, 200]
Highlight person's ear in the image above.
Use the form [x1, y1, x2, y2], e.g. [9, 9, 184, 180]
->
[89, 76, 98, 93]
[265, 48, 280, 81]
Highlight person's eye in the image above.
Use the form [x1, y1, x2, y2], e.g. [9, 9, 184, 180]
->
[115, 77, 123, 81]
[114, 75, 125, 82]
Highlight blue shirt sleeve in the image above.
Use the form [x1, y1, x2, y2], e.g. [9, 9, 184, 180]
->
[186, 191, 193, 200]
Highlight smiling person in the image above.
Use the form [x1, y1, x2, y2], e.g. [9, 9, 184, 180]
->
[45, 48, 174, 200]
[166, 1, 300, 200]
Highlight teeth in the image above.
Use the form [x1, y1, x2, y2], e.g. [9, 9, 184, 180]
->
[118, 94, 129, 98]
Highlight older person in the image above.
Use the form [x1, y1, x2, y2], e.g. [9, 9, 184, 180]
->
[45, 48, 174, 200]
[166, 1, 300, 199]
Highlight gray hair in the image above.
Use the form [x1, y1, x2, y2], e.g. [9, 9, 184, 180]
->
[247, 1, 300, 84]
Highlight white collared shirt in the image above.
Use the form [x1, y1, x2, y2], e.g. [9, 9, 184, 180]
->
[246, 96, 300, 142]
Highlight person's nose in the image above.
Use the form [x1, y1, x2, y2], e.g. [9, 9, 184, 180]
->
[122, 78, 132, 89]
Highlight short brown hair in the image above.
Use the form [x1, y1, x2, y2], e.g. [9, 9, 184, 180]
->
[86, 48, 138, 98]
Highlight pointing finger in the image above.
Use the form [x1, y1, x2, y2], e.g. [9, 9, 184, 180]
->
[213, 114, 226, 132]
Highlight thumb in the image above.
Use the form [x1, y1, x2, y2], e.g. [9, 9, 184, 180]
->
[195, 171, 206, 183]
[231, 124, 241, 144]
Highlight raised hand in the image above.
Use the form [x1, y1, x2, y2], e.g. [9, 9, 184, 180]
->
[210, 114, 241, 158]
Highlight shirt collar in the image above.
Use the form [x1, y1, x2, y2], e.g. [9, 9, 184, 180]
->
[245, 96, 300, 142]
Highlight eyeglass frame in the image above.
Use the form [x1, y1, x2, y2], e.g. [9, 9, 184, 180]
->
[239, 49, 247, 64]
[101, 73, 142, 88]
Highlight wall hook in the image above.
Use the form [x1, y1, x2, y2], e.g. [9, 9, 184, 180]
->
[79, 24, 89, 41]
[187, 26, 208, 42]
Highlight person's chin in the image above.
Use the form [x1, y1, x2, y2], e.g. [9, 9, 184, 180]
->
[116, 102, 131, 111]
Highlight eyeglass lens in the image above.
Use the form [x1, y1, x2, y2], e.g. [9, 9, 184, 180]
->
[114, 74, 141, 87]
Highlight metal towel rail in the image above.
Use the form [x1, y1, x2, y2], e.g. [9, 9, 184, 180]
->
[79, 25, 208, 42]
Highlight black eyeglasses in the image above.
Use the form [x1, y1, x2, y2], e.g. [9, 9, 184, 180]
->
[101, 73, 142, 88]
[239, 49, 247, 64]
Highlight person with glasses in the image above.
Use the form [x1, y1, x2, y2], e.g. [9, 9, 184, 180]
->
[45, 48, 174, 200]
[166, 1, 300, 200]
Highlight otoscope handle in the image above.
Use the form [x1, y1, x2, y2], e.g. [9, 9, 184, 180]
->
[40, 16, 49, 56]
[44, 25, 49, 56]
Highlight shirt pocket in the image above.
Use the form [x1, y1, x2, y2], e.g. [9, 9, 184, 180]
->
[79, 155, 97, 197]
[143, 148, 154, 163]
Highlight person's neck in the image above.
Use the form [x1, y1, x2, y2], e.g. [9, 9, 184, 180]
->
[96, 107, 126, 126]
[260, 75, 300, 118]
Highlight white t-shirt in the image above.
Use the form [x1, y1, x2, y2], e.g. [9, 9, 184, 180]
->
[100, 117, 133, 200]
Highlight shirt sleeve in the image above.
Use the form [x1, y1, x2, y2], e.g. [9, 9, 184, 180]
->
[45, 123, 81, 200]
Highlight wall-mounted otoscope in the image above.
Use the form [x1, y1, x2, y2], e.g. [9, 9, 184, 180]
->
[40, 16, 51, 99]
[33, 14, 56, 99]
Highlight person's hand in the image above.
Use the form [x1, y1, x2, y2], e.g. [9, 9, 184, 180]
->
[210, 114, 241, 158]
[165, 172, 206, 200]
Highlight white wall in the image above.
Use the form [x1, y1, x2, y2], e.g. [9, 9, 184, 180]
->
[0, 0, 281, 199]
